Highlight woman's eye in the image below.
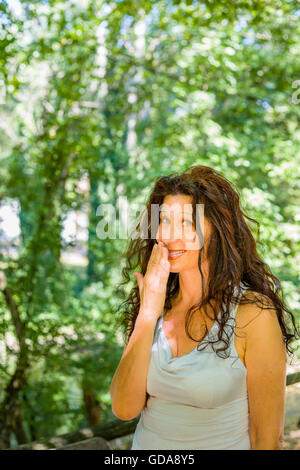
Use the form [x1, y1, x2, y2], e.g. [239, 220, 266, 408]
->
[160, 217, 192, 225]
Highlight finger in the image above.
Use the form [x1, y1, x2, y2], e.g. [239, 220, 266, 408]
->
[161, 256, 170, 270]
[147, 242, 156, 264]
[155, 241, 161, 264]
[156, 241, 167, 266]
[152, 241, 160, 265]
[160, 242, 168, 261]
[156, 241, 168, 263]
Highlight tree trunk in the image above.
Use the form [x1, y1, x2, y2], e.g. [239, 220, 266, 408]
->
[0, 286, 29, 449]
[12, 402, 28, 445]
[0, 349, 29, 449]
[83, 385, 101, 427]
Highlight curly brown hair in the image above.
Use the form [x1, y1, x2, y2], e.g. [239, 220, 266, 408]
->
[115, 165, 299, 360]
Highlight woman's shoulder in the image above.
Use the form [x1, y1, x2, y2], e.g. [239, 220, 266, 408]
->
[235, 289, 278, 333]
[235, 289, 285, 367]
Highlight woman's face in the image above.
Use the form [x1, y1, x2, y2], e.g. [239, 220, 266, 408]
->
[155, 194, 211, 273]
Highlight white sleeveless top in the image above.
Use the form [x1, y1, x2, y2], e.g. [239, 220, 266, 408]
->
[131, 281, 251, 450]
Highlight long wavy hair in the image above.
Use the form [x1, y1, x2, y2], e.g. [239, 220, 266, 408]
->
[115, 165, 299, 360]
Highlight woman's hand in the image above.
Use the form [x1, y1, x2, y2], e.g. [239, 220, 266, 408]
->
[133, 241, 170, 322]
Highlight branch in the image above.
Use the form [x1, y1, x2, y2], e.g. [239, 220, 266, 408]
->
[286, 371, 300, 386]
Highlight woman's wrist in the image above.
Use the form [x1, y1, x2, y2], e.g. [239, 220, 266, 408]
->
[137, 307, 159, 325]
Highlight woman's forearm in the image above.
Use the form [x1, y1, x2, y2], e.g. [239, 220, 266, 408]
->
[251, 437, 284, 450]
[110, 310, 157, 421]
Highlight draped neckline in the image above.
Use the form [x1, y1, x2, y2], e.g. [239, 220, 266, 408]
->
[159, 309, 221, 361]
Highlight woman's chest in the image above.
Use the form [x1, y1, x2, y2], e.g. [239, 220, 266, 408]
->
[162, 311, 246, 367]
[148, 325, 248, 409]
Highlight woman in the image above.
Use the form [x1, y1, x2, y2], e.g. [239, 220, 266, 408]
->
[110, 165, 299, 450]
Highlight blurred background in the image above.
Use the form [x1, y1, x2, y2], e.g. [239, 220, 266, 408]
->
[0, 0, 299, 450]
